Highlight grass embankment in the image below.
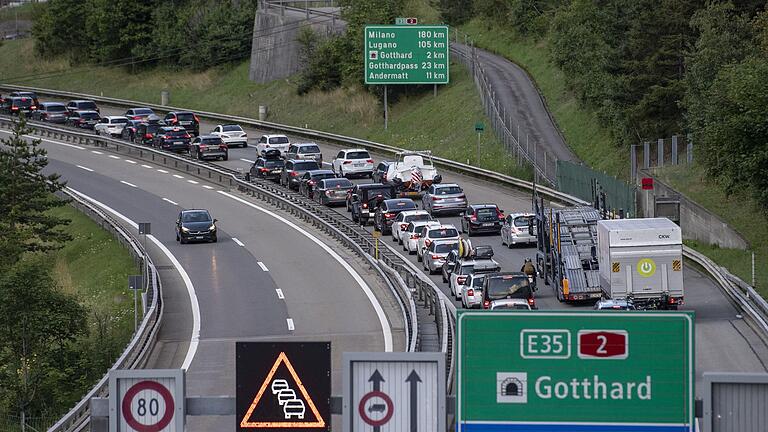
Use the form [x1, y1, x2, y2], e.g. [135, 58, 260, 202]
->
[0, 38, 531, 180]
[655, 166, 767, 297]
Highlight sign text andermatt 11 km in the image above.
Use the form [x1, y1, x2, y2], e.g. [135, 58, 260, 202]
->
[364, 25, 450, 85]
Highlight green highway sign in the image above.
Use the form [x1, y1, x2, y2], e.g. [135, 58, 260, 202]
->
[475, 122, 485, 132]
[364, 25, 450, 85]
[457, 311, 695, 432]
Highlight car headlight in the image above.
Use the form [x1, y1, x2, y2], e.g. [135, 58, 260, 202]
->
[181, 227, 190, 233]
[208, 224, 216, 231]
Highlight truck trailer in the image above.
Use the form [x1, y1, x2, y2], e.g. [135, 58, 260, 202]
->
[596, 218, 684, 309]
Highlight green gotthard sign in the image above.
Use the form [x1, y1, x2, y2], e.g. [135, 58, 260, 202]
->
[364, 25, 450, 85]
[457, 311, 695, 432]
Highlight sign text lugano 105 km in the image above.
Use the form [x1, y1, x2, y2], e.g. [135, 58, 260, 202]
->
[364, 25, 450, 85]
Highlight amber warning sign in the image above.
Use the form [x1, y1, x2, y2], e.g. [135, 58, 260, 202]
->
[236, 342, 331, 431]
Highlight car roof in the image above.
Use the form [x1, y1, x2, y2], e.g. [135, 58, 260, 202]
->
[491, 298, 529, 306]
[40, 102, 65, 106]
[470, 203, 499, 209]
[128, 106, 153, 110]
[169, 111, 194, 115]
[197, 134, 221, 140]
[219, 123, 242, 128]
[104, 115, 128, 120]
[400, 210, 430, 216]
[487, 271, 526, 277]
[288, 159, 317, 164]
[342, 148, 369, 152]
[427, 224, 457, 231]
[182, 208, 210, 214]
[357, 183, 392, 189]
[73, 110, 99, 114]
[384, 198, 415, 204]
[435, 183, 460, 188]
[460, 258, 500, 266]
[294, 142, 319, 147]
[306, 169, 334, 175]
[70, 99, 95, 103]
[264, 134, 288, 138]
[160, 126, 184, 131]
[411, 220, 440, 227]
[509, 212, 534, 217]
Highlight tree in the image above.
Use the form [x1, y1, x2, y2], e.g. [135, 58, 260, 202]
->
[0, 115, 71, 267]
[438, 0, 474, 26]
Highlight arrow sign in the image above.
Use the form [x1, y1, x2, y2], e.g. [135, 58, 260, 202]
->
[369, 370, 385, 432]
[406, 370, 421, 432]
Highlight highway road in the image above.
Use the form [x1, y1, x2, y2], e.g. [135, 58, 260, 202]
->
[16, 98, 768, 403]
[8, 130, 406, 430]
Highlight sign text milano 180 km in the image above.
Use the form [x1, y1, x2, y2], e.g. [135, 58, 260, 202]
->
[457, 311, 695, 432]
[365, 25, 449, 85]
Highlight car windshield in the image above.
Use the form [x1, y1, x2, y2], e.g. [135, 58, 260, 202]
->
[323, 179, 353, 188]
[79, 101, 97, 110]
[269, 136, 289, 144]
[201, 138, 222, 144]
[176, 113, 195, 121]
[472, 277, 484, 288]
[47, 105, 66, 112]
[112, 118, 128, 124]
[182, 211, 211, 222]
[477, 208, 497, 218]
[429, 228, 458, 238]
[405, 213, 431, 223]
[436, 186, 462, 195]
[145, 124, 162, 133]
[486, 275, 531, 301]
[135, 108, 154, 115]
[294, 161, 319, 170]
[390, 201, 417, 210]
[364, 187, 394, 199]
[459, 265, 474, 275]
[347, 151, 370, 159]
[434, 242, 458, 253]
[514, 216, 533, 228]
[166, 130, 188, 137]
[299, 145, 321, 153]
[222, 125, 243, 132]
[80, 112, 100, 120]
[312, 172, 335, 180]
[264, 159, 284, 168]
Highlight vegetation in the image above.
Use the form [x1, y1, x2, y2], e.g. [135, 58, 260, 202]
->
[0, 118, 136, 428]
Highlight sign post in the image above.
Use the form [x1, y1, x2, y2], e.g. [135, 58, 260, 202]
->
[474, 122, 484, 165]
[343, 352, 445, 432]
[127, 275, 143, 333]
[457, 311, 695, 431]
[108, 369, 185, 432]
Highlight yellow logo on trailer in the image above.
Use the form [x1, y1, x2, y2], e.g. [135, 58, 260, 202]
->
[637, 258, 656, 278]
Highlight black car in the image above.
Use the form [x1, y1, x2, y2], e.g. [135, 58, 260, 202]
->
[250, 150, 285, 181]
[280, 159, 320, 190]
[66, 99, 99, 114]
[189, 135, 228, 161]
[2, 96, 35, 115]
[152, 127, 192, 152]
[175, 209, 217, 244]
[32, 102, 68, 123]
[134, 122, 165, 145]
[348, 183, 396, 226]
[165, 111, 200, 136]
[298, 169, 336, 198]
[482, 272, 536, 309]
[372, 161, 391, 183]
[314, 178, 354, 206]
[373, 198, 419, 234]
[461, 204, 505, 236]
[66, 110, 101, 129]
[121, 119, 144, 141]
[9, 91, 40, 108]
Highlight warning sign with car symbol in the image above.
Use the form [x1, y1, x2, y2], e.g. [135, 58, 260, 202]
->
[236, 342, 330, 431]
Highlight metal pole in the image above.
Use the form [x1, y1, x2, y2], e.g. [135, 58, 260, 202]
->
[753, 252, 756, 287]
[383, 85, 388, 130]
[658, 138, 664, 168]
[643, 141, 650, 169]
[630, 144, 637, 180]
[434, 83, 437, 98]
[476, 132, 481, 165]
[671, 135, 678, 165]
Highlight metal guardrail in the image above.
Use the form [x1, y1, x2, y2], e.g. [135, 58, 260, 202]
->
[40, 186, 163, 432]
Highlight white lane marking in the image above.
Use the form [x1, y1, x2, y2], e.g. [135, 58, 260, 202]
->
[157, 169, 169, 174]
[109, 155, 120, 159]
[240, 158, 255, 164]
[232, 237, 245, 247]
[275, 289, 285, 299]
[125, 159, 137, 164]
[257, 261, 269, 272]
[173, 174, 184, 179]
[91, 150, 104, 155]
[141, 164, 153, 169]
[67, 187, 200, 371]
[219, 191, 393, 351]
[76, 165, 94, 172]
[187, 180, 199, 184]
[120, 180, 137, 188]
[286, 318, 295, 331]
[202, 185, 214, 190]
[162, 198, 179, 206]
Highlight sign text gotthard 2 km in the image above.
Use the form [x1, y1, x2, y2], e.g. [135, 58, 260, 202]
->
[364, 25, 450, 85]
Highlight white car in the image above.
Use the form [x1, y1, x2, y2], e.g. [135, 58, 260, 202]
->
[416, 224, 459, 262]
[501, 213, 537, 247]
[449, 258, 500, 300]
[461, 273, 486, 309]
[211, 124, 248, 148]
[490, 298, 532, 310]
[391, 210, 432, 243]
[94, 116, 128, 136]
[256, 134, 290, 156]
[404, 221, 441, 254]
[332, 148, 374, 178]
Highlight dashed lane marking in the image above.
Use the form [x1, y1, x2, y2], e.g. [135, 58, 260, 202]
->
[258, 261, 269, 272]
[120, 180, 137, 188]
[162, 198, 179, 206]
[76, 165, 94, 172]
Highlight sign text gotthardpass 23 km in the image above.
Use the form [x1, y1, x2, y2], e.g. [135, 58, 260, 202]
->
[457, 311, 695, 432]
[364, 25, 449, 85]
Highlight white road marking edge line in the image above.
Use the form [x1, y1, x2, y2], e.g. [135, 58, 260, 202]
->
[232, 237, 245, 247]
[257, 261, 269, 272]
[287, 318, 295, 331]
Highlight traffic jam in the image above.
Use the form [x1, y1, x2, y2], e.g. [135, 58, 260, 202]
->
[2, 91, 684, 313]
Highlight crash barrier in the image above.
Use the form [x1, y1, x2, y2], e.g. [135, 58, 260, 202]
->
[40, 186, 163, 432]
[0, 117, 443, 431]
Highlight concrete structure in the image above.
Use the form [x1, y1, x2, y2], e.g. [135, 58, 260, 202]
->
[636, 172, 749, 250]
[249, 3, 345, 84]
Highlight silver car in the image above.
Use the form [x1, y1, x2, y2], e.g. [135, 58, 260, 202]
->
[500, 213, 537, 247]
[285, 142, 323, 164]
[461, 273, 487, 309]
[490, 299, 532, 310]
[423, 239, 459, 274]
[422, 183, 468, 216]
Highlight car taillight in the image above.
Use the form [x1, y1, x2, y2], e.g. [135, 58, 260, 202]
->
[384, 213, 395, 219]
[362, 203, 368, 208]
[410, 234, 419, 239]
[343, 161, 352, 164]
[30, 105, 36, 110]
[11, 106, 18, 110]
[367, 159, 374, 163]
[432, 196, 440, 200]
[193, 115, 200, 123]
[425, 239, 433, 247]
[431, 254, 440, 260]
[457, 276, 466, 284]
[528, 298, 536, 307]
[259, 168, 269, 173]
[669, 297, 677, 304]
[290, 172, 298, 177]
[164, 135, 172, 139]
[483, 300, 490, 309]
[308, 180, 316, 185]
[144, 133, 152, 139]
[184, 134, 191, 139]
[467, 288, 474, 297]
[326, 190, 333, 196]
[199, 145, 207, 150]
[399, 223, 409, 229]
[470, 215, 477, 221]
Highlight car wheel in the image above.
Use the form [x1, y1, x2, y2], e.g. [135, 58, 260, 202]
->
[242, 142, 247, 148]
[176, 233, 179, 242]
[417, 251, 422, 262]
[352, 211, 358, 222]
[467, 227, 473, 237]
[507, 238, 514, 249]
[180, 236, 187, 245]
[211, 235, 218, 243]
[222, 153, 228, 161]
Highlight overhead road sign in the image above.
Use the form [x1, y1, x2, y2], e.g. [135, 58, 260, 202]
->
[343, 352, 446, 432]
[108, 369, 185, 432]
[365, 25, 450, 85]
[457, 311, 695, 432]
[236, 342, 331, 431]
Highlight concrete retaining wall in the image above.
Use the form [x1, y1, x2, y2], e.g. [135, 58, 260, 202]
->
[249, 5, 345, 83]
[637, 172, 749, 250]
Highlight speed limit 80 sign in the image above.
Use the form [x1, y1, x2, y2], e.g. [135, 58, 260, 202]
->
[109, 369, 185, 432]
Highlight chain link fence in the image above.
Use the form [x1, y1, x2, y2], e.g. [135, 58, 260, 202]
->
[0, 414, 59, 432]
[630, 135, 693, 179]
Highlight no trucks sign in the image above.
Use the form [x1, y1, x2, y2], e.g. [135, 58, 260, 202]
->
[456, 311, 695, 432]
